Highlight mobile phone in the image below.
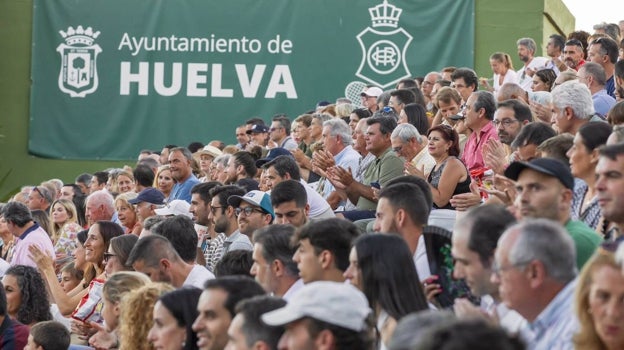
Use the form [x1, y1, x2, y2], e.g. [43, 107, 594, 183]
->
[370, 181, 381, 189]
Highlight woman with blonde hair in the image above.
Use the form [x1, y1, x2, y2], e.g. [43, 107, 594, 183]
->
[154, 165, 176, 201]
[115, 192, 141, 235]
[108, 170, 135, 194]
[118, 283, 175, 350]
[480, 52, 517, 97]
[574, 250, 624, 350]
[88, 271, 152, 349]
[50, 198, 82, 258]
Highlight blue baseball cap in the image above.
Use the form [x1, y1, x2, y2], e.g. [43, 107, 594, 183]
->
[246, 124, 270, 134]
[128, 187, 165, 205]
[255, 147, 293, 168]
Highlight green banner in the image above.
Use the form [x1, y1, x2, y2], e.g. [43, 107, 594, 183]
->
[30, 0, 474, 160]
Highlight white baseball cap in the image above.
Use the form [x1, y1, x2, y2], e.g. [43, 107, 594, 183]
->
[154, 200, 192, 218]
[360, 86, 383, 97]
[261, 281, 371, 331]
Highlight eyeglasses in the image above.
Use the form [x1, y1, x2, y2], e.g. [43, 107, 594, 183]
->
[210, 206, 224, 215]
[491, 259, 532, 276]
[492, 119, 519, 127]
[235, 207, 265, 217]
[103, 252, 116, 263]
[269, 127, 282, 132]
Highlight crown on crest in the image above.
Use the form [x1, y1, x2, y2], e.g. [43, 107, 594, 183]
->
[59, 26, 100, 46]
[368, 0, 402, 28]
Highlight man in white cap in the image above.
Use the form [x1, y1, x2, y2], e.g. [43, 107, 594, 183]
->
[154, 199, 193, 219]
[261, 281, 373, 350]
[360, 86, 382, 113]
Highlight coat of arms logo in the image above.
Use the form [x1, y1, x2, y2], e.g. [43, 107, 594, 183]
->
[355, 0, 412, 89]
[57, 26, 102, 98]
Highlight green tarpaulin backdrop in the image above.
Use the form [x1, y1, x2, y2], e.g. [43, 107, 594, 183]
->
[30, 0, 474, 160]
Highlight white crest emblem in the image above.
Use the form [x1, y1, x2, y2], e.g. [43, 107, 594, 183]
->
[56, 26, 102, 98]
[355, 0, 412, 89]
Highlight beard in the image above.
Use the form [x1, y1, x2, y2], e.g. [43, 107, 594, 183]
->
[214, 216, 228, 233]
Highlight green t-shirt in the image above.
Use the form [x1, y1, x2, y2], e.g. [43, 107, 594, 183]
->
[358, 148, 404, 210]
[565, 220, 602, 269]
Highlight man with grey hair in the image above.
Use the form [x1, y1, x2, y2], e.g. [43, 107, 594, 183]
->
[316, 118, 361, 201]
[551, 80, 596, 134]
[492, 218, 578, 349]
[85, 189, 115, 226]
[391, 123, 435, 176]
[422, 71, 442, 111]
[168, 146, 200, 203]
[516, 37, 549, 91]
[27, 186, 53, 212]
[578, 62, 616, 118]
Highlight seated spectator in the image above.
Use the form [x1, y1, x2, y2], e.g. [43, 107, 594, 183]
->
[114, 192, 141, 235]
[192, 276, 266, 350]
[404, 318, 524, 350]
[227, 295, 286, 350]
[410, 125, 470, 209]
[2, 265, 52, 326]
[1, 202, 54, 268]
[214, 250, 253, 278]
[0, 285, 28, 348]
[574, 250, 624, 350]
[88, 271, 151, 349]
[49, 199, 81, 259]
[154, 165, 175, 201]
[344, 234, 428, 349]
[505, 158, 602, 268]
[292, 218, 360, 283]
[29, 230, 91, 316]
[26, 320, 70, 350]
[59, 261, 83, 293]
[127, 235, 214, 288]
[262, 281, 374, 350]
[388, 310, 456, 350]
[567, 122, 613, 232]
[0, 209, 15, 263]
[148, 287, 203, 350]
[104, 234, 138, 277]
[492, 219, 578, 348]
[118, 283, 175, 350]
[251, 224, 301, 300]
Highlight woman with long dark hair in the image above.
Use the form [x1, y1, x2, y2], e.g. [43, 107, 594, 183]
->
[344, 234, 428, 350]
[2, 265, 53, 326]
[148, 287, 203, 350]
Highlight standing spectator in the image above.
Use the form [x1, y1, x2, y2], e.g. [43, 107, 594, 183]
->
[168, 147, 201, 203]
[516, 37, 549, 91]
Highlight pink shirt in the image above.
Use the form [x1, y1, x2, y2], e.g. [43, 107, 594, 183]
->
[11, 223, 54, 268]
[461, 122, 499, 172]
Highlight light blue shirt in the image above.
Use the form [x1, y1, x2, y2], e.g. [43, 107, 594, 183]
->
[169, 174, 200, 203]
[593, 89, 616, 118]
[528, 279, 578, 350]
[322, 145, 361, 199]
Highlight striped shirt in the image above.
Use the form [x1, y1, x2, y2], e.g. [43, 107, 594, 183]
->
[528, 279, 578, 350]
